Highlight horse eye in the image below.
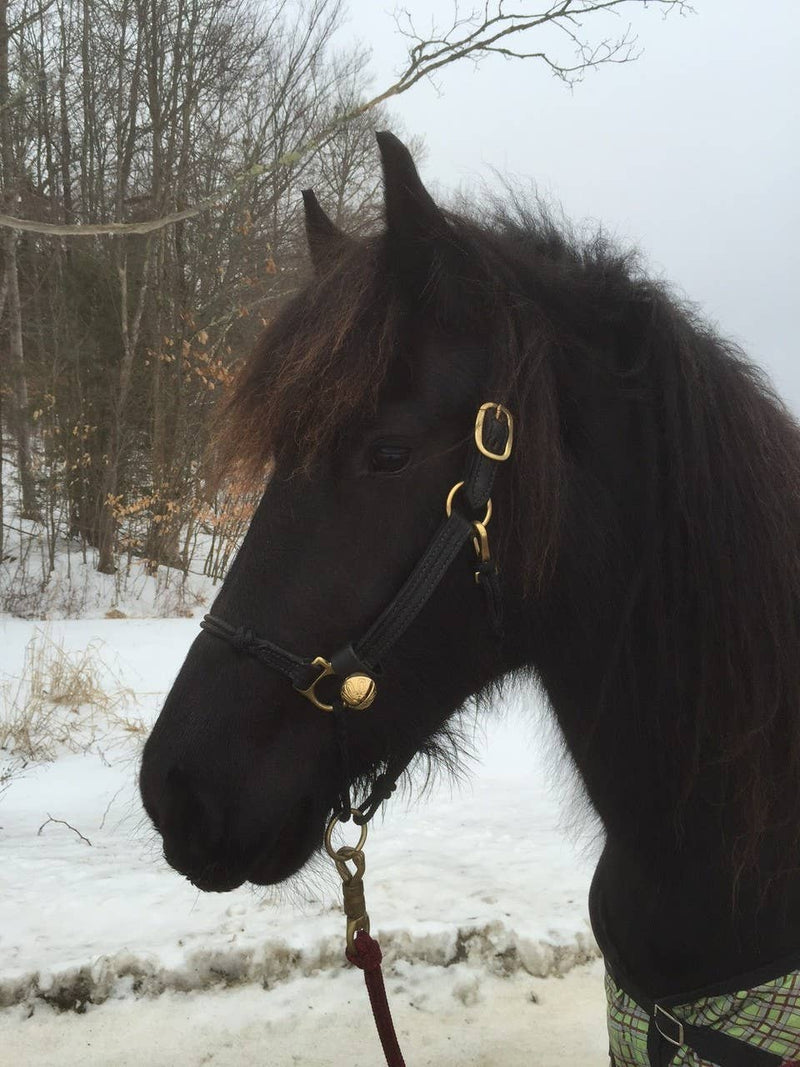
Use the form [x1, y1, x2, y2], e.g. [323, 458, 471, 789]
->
[368, 443, 412, 474]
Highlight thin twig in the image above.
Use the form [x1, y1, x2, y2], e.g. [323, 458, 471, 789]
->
[99, 783, 127, 830]
[37, 813, 93, 846]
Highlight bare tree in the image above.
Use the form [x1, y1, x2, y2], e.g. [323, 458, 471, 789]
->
[0, 0, 692, 600]
[0, 0, 692, 240]
[391, 1, 691, 87]
[0, 0, 399, 590]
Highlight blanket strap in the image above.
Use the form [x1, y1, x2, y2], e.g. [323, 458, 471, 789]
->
[646, 998, 784, 1066]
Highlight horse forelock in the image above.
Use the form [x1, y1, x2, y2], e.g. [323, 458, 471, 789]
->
[213, 236, 401, 482]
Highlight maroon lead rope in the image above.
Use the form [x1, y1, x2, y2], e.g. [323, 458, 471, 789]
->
[347, 929, 406, 1067]
[325, 812, 408, 1067]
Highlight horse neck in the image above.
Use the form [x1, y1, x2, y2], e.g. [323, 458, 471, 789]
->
[503, 347, 753, 874]
[505, 424, 800, 988]
[492, 277, 800, 985]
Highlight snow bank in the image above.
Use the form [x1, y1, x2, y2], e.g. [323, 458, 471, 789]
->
[0, 961, 610, 1066]
[2, 920, 599, 1014]
[1, 619, 600, 1015]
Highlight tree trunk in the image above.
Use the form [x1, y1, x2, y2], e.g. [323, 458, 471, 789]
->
[0, 0, 38, 520]
[2, 230, 38, 518]
[97, 239, 153, 573]
[0, 261, 7, 558]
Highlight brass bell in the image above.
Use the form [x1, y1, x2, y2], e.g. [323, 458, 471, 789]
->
[341, 673, 377, 710]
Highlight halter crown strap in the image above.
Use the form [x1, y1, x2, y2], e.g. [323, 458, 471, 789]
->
[353, 510, 475, 668]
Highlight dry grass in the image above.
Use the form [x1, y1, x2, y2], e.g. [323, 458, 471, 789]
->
[0, 630, 142, 763]
[0, 754, 26, 799]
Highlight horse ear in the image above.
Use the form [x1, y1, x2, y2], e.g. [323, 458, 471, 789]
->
[301, 189, 349, 273]
[376, 131, 449, 241]
[376, 131, 462, 295]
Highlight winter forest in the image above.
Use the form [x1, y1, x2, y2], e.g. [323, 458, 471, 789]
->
[0, 0, 399, 610]
[1, 0, 701, 617]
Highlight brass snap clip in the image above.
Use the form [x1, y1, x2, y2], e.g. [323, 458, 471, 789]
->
[298, 656, 336, 712]
[325, 810, 371, 953]
[472, 521, 491, 564]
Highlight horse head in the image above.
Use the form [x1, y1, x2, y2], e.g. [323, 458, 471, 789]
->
[139, 133, 538, 891]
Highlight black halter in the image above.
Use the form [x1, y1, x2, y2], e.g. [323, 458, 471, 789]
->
[201, 402, 514, 824]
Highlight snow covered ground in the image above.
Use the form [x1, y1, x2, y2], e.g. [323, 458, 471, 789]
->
[1, 615, 606, 1064]
[1, 512, 217, 620]
[0, 959, 609, 1065]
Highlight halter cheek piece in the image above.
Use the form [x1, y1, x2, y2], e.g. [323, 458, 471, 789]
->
[201, 401, 514, 824]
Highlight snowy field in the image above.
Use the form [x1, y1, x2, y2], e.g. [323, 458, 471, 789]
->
[1, 614, 607, 1064]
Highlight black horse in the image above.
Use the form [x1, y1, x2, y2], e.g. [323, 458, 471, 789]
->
[140, 133, 800, 1065]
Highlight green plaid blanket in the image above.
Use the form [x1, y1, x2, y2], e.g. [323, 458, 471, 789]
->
[605, 966, 800, 1066]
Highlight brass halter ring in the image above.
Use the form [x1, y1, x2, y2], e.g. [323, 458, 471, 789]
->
[445, 481, 493, 526]
[324, 808, 368, 860]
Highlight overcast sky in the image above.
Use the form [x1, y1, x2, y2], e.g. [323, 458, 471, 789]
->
[338, 1, 799, 411]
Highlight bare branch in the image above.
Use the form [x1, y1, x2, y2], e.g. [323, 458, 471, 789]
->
[0, 0, 692, 237]
[7, 0, 57, 35]
[37, 813, 93, 846]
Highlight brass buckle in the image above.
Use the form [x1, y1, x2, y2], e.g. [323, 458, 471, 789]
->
[298, 656, 336, 712]
[653, 1005, 685, 1048]
[474, 402, 514, 462]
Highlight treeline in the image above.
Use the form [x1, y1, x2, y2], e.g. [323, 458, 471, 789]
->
[0, 0, 388, 584]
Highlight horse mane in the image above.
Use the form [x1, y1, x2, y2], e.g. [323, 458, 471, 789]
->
[220, 197, 800, 881]
[617, 286, 800, 883]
